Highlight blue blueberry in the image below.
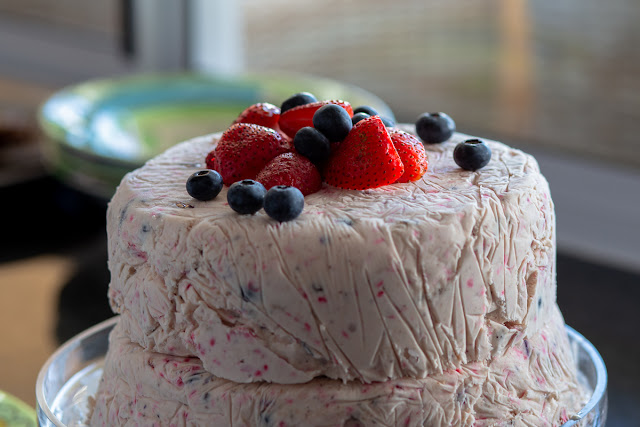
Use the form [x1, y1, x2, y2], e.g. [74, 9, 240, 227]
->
[186, 170, 223, 201]
[281, 92, 317, 113]
[416, 112, 456, 144]
[312, 104, 352, 142]
[453, 139, 492, 171]
[264, 186, 304, 222]
[353, 106, 394, 127]
[353, 105, 378, 116]
[227, 179, 266, 214]
[294, 127, 331, 164]
[380, 116, 395, 128]
[351, 112, 370, 125]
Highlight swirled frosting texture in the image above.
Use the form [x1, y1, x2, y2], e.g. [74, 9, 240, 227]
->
[107, 127, 557, 384]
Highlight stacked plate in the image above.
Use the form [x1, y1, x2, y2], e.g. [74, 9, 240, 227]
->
[39, 72, 393, 200]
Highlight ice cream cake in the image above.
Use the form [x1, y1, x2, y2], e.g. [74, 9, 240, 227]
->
[89, 97, 587, 426]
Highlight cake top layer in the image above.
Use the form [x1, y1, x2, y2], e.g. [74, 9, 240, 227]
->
[108, 125, 556, 384]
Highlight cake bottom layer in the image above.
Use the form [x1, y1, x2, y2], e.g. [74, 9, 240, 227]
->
[89, 308, 587, 427]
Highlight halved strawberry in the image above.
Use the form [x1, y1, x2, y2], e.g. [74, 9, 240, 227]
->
[324, 116, 404, 190]
[233, 102, 280, 128]
[389, 129, 428, 183]
[256, 152, 322, 196]
[278, 100, 353, 138]
[209, 123, 291, 184]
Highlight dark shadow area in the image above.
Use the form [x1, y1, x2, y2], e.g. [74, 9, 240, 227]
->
[54, 231, 112, 344]
[0, 175, 112, 342]
[0, 175, 107, 262]
[557, 253, 640, 427]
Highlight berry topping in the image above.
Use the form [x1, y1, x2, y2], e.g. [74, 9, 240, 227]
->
[453, 139, 492, 171]
[186, 170, 223, 200]
[389, 130, 429, 183]
[312, 104, 352, 142]
[280, 92, 318, 114]
[324, 116, 404, 190]
[227, 179, 266, 215]
[264, 185, 305, 222]
[278, 100, 353, 138]
[293, 127, 331, 165]
[415, 112, 456, 144]
[210, 123, 291, 184]
[232, 102, 280, 128]
[351, 112, 370, 125]
[256, 152, 322, 196]
[353, 105, 378, 116]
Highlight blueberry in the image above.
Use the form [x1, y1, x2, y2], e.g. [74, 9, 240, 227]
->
[380, 116, 395, 128]
[186, 170, 223, 201]
[415, 112, 456, 144]
[312, 104, 352, 142]
[353, 106, 394, 127]
[351, 112, 370, 125]
[294, 127, 331, 164]
[453, 139, 492, 171]
[353, 105, 378, 116]
[280, 92, 317, 113]
[263, 185, 304, 222]
[227, 179, 266, 215]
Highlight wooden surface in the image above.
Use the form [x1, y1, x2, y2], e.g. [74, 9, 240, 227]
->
[0, 255, 74, 407]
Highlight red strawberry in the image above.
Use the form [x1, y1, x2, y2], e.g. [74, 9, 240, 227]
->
[324, 116, 404, 190]
[256, 152, 322, 196]
[273, 123, 292, 145]
[233, 102, 281, 128]
[205, 150, 216, 170]
[278, 100, 353, 138]
[389, 129, 428, 183]
[209, 123, 291, 184]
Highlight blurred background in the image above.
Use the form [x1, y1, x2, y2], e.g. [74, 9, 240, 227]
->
[0, 0, 638, 425]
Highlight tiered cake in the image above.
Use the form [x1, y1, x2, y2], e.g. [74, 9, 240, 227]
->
[89, 123, 586, 426]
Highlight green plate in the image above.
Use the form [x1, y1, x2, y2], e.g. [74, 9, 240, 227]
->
[0, 391, 36, 427]
[39, 72, 393, 200]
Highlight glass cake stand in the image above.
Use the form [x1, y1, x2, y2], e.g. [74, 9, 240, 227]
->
[36, 317, 608, 426]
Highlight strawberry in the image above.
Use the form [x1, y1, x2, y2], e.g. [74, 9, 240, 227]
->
[278, 100, 353, 138]
[324, 116, 404, 190]
[274, 123, 292, 145]
[205, 149, 217, 170]
[209, 123, 291, 184]
[389, 129, 428, 183]
[233, 102, 280, 128]
[256, 152, 322, 196]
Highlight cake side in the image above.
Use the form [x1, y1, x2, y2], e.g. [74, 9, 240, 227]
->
[106, 126, 558, 384]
